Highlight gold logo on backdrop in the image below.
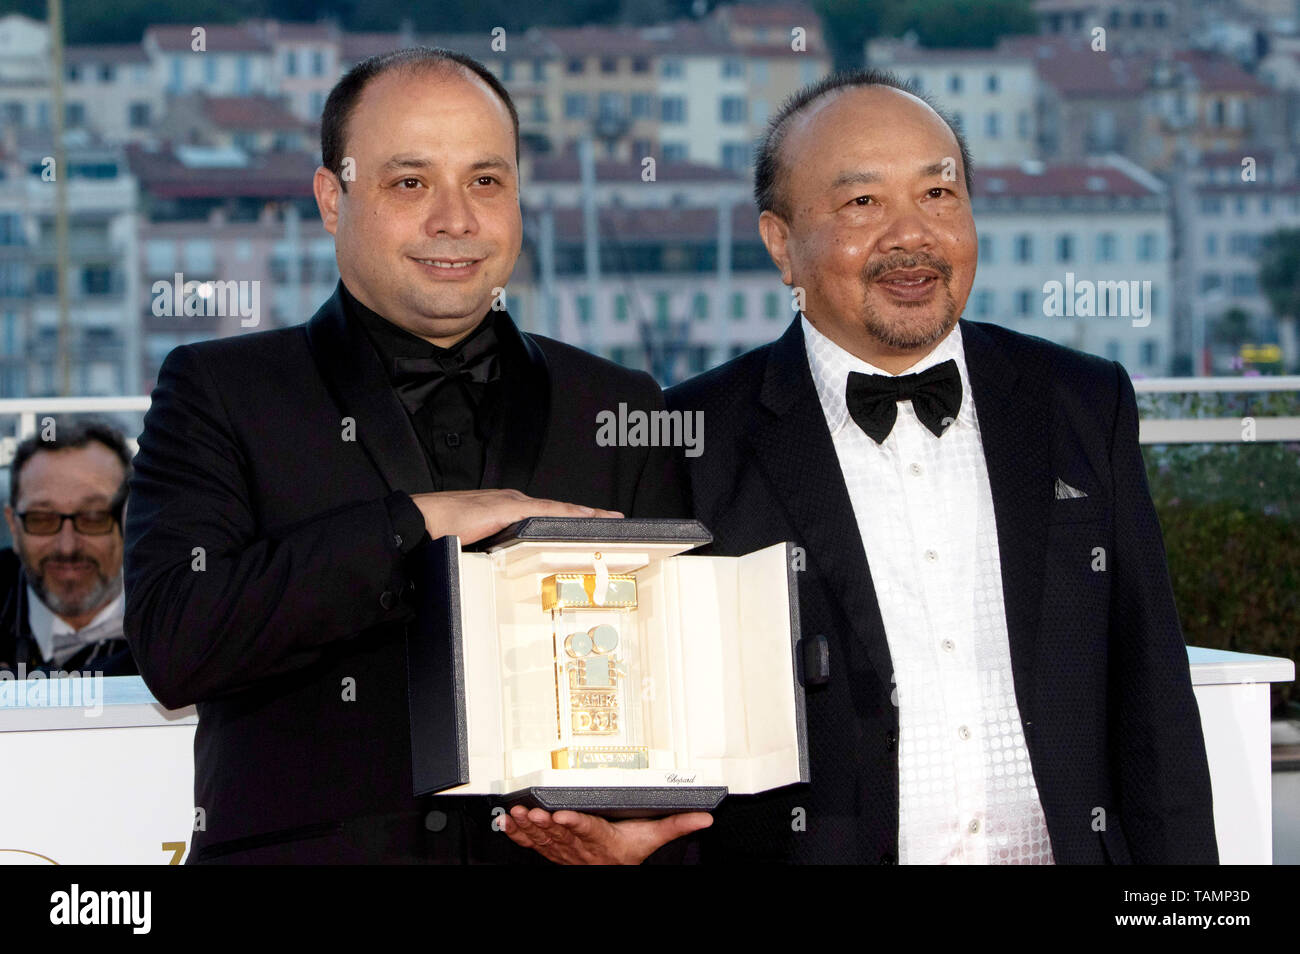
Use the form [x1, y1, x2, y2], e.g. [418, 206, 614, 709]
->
[0, 848, 58, 864]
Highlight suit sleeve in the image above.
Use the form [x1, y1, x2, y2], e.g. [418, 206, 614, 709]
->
[627, 372, 691, 520]
[1106, 360, 1219, 863]
[124, 344, 418, 710]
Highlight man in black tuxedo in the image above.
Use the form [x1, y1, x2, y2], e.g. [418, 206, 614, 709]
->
[666, 71, 1218, 864]
[124, 48, 709, 864]
[2, 419, 137, 677]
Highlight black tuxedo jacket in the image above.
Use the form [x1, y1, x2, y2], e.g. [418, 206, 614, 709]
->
[124, 285, 686, 863]
[666, 317, 1218, 865]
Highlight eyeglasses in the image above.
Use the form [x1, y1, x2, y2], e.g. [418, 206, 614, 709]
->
[14, 509, 119, 536]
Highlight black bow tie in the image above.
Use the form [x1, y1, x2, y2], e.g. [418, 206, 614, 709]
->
[845, 358, 962, 444]
[390, 331, 499, 416]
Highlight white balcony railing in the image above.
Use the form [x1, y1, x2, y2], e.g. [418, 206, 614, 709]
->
[0, 396, 150, 466]
[1132, 375, 1300, 444]
[0, 375, 1295, 469]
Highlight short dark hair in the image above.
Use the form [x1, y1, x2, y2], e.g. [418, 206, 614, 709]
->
[320, 47, 521, 191]
[754, 68, 974, 220]
[9, 418, 132, 513]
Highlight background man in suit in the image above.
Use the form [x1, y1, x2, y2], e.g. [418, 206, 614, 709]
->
[666, 70, 1218, 864]
[125, 48, 708, 864]
[2, 419, 136, 676]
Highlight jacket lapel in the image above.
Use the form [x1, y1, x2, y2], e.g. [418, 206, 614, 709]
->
[744, 318, 896, 688]
[481, 311, 550, 493]
[304, 284, 434, 496]
[959, 319, 1051, 724]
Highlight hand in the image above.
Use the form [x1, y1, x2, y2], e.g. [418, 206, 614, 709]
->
[500, 805, 712, 865]
[409, 489, 622, 546]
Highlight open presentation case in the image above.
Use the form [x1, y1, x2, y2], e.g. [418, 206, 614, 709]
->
[407, 517, 809, 816]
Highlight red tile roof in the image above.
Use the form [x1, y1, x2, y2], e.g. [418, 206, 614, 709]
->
[1012, 35, 1148, 96]
[262, 21, 338, 42]
[971, 160, 1163, 199]
[1173, 49, 1270, 94]
[880, 35, 1146, 96]
[551, 204, 761, 241]
[200, 95, 305, 130]
[127, 144, 316, 199]
[529, 156, 744, 184]
[146, 24, 271, 53]
[421, 30, 556, 59]
[341, 32, 408, 61]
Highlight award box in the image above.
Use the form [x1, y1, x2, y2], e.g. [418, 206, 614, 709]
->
[407, 517, 810, 816]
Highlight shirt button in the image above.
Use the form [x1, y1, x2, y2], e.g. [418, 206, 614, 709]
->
[445, 432, 462, 447]
[393, 533, 404, 549]
[969, 819, 981, 834]
[885, 729, 898, 750]
[941, 638, 956, 653]
[379, 590, 397, 610]
[909, 462, 922, 476]
[425, 810, 448, 832]
[958, 725, 971, 741]
[925, 549, 938, 562]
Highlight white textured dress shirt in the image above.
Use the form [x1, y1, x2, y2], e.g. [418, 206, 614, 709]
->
[27, 586, 124, 668]
[802, 315, 1054, 865]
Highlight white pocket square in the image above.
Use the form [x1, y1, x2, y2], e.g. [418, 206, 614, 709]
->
[1054, 477, 1088, 500]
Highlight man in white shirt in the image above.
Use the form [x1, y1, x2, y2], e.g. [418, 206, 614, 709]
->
[1, 419, 136, 676]
[666, 70, 1217, 864]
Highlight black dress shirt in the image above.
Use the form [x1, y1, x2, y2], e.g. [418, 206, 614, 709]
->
[339, 283, 505, 554]
[341, 283, 502, 489]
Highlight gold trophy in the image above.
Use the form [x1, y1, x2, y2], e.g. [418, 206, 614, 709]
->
[542, 554, 648, 769]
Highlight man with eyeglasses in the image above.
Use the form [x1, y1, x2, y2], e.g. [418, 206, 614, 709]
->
[1, 419, 137, 676]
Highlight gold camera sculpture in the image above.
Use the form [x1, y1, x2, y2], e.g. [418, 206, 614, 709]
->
[542, 556, 649, 770]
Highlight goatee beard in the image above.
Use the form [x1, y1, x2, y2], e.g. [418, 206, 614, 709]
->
[30, 559, 122, 621]
[860, 284, 961, 351]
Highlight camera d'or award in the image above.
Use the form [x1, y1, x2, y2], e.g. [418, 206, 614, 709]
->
[544, 559, 645, 770]
[406, 517, 812, 815]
